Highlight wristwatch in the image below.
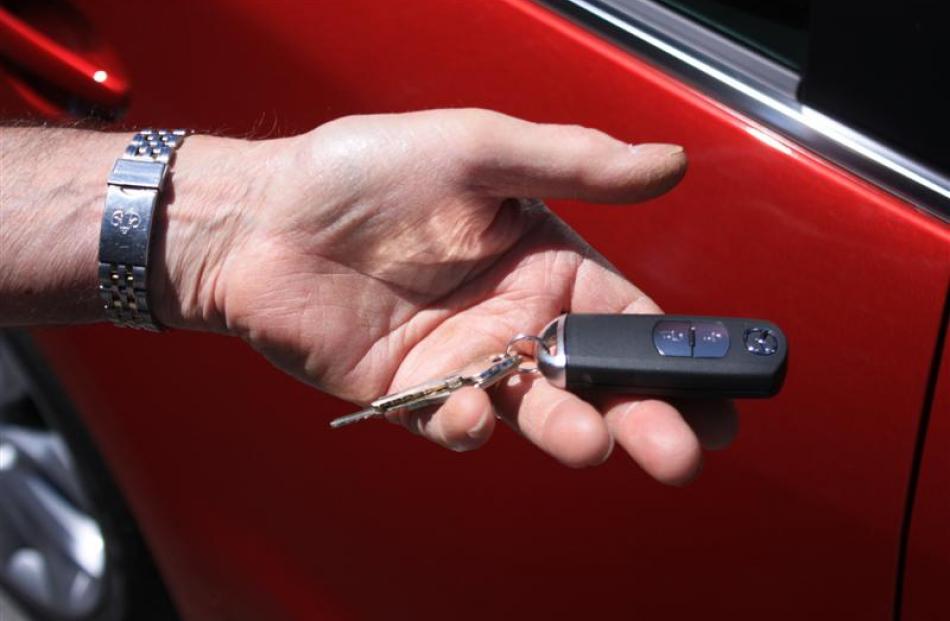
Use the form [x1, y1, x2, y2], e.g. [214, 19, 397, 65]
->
[98, 129, 188, 330]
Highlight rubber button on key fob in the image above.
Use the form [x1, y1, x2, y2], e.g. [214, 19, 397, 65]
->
[653, 321, 692, 357]
[693, 321, 730, 358]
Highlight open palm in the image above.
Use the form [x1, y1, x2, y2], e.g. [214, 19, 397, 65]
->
[212, 110, 734, 483]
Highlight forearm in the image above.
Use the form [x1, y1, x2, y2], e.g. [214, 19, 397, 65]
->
[0, 126, 273, 330]
[1, 128, 124, 324]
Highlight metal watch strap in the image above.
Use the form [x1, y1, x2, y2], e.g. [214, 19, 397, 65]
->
[98, 129, 188, 330]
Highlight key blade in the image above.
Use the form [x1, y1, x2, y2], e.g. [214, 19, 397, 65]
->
[329, 353, 520, 430]
[372, 376, 462, 411]
[331, 378, 461, 430]
[329, 407, 381, 429]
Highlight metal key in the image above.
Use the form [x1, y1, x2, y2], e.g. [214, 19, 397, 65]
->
[329, 352, 522, 429]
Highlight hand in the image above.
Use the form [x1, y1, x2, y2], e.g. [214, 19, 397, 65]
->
[163, 109, 736, 484]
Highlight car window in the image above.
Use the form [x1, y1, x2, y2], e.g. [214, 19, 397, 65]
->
[653, 0, 810, 72]
[799, 3, 949, 178]
[648, 0, 948, 194]
[553, 0, 950, 210]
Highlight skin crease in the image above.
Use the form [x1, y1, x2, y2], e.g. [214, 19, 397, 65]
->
[0, 109, 737, 484]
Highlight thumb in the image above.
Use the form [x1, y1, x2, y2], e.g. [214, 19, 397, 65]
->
[453, 109, 687, 203]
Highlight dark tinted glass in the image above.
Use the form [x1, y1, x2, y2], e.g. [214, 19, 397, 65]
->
[799, 2, 950, 176]
[655, 0, 810, 71]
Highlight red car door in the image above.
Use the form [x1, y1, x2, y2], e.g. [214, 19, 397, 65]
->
[2, 1, 947, 619]
[902, 326, 950, 620]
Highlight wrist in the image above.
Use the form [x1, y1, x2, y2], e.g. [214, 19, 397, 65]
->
[149, 134, 279, 333]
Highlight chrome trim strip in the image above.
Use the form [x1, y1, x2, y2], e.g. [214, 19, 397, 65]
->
[601, 0, 800, 101]
[544, 0, 950, 219]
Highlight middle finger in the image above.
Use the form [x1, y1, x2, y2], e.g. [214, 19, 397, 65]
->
[494, 371, 614, 468]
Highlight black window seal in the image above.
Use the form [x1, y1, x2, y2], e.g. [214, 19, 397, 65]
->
[540, 0, 950, 222]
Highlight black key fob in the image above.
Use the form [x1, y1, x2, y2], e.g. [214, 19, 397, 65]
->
[536, 314, 787, 398]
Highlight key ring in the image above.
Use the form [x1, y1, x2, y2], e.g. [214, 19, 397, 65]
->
[506, 334, 545, 374]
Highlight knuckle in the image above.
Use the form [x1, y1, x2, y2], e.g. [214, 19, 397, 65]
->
[544, 405, 611, 468]
[453, 111, 502, 162]
[554, 123, 610, 151]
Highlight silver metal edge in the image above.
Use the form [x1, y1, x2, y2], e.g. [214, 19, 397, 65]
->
[541, 0, 950, 221]
[601, 0, 800, 101]
[537, 315, 567, 388]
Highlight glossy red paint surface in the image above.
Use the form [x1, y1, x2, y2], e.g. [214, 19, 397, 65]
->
[4, 0, 949, 618]
[903, 322, 950, 621]
[0, 5, 128, 109]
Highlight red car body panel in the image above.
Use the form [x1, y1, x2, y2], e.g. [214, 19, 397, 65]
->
[903, 331, 950, 621]
[3, 0, 948, 618]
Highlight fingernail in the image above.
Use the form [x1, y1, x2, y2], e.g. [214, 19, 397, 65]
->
[467, 409, 492, 440]
[629, 143, 685, 157]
